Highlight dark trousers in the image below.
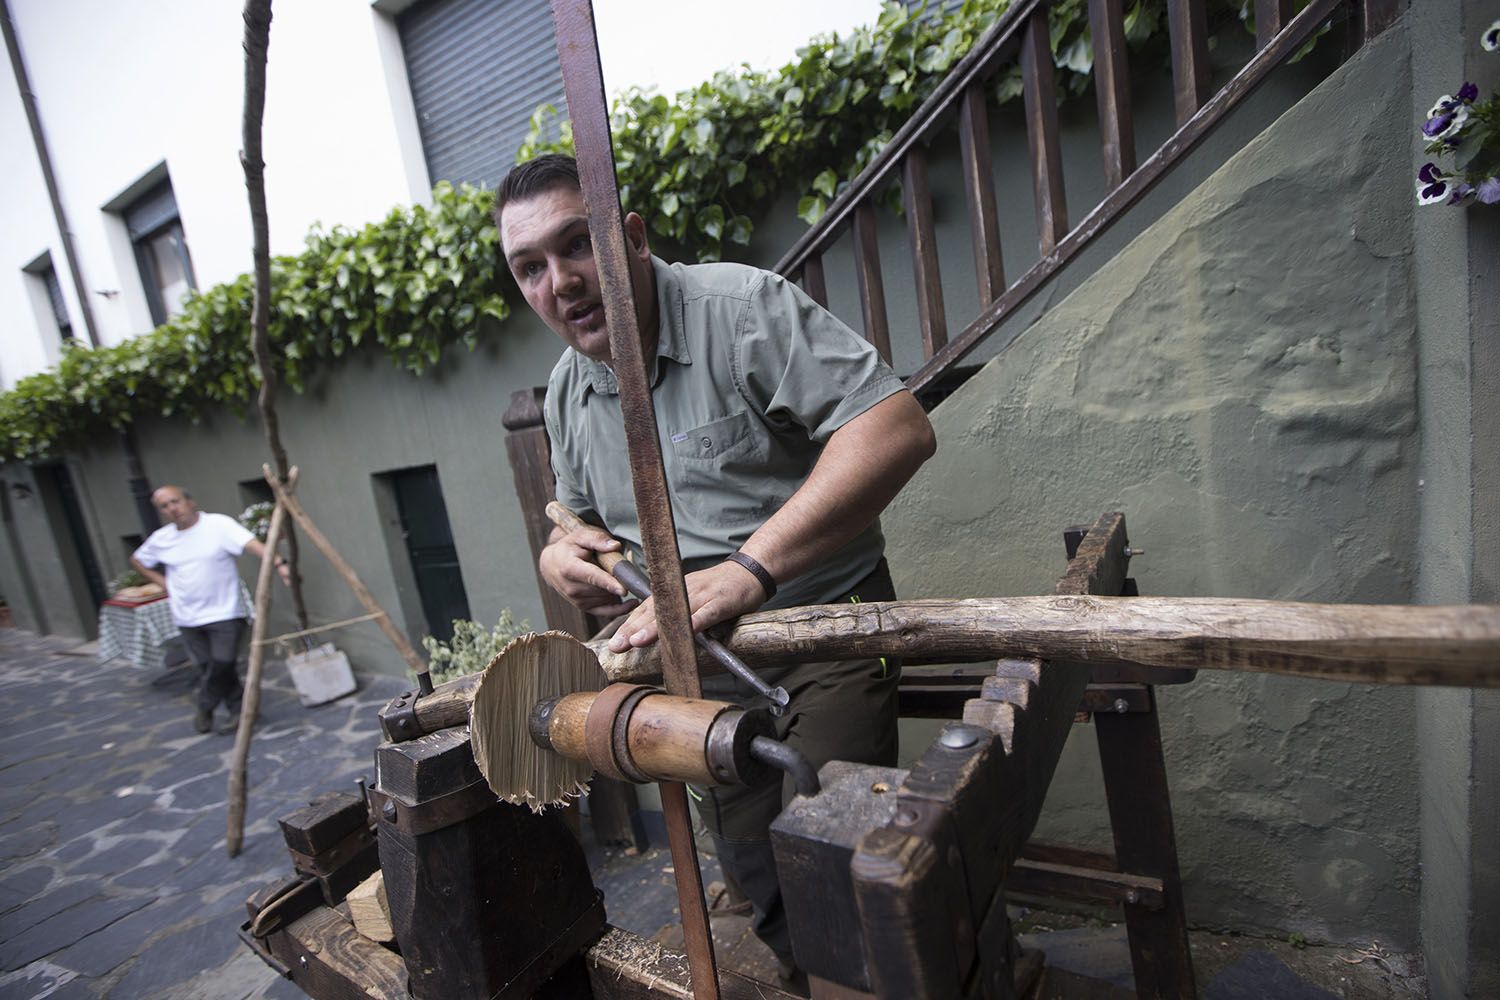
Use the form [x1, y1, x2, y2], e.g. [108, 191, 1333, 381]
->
[692, 560, 900, 968]
[179, 618, 247, 714]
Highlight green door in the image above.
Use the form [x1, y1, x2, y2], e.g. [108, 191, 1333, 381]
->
[391, 466, 471, 643]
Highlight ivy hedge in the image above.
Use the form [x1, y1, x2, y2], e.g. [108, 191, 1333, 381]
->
[1, 0, 1269, 464]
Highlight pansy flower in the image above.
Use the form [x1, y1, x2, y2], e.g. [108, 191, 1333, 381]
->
[1476, 177, 1500, 205]
[1482, 20, 1500, 52]
[1422, 89, 1474, 144]
[1417, 163, 1457, 205]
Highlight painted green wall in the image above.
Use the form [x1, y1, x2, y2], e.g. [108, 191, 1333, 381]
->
[883, 25, 1424, 946]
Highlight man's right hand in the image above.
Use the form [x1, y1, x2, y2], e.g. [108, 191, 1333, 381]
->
[538, 524, 638, 618]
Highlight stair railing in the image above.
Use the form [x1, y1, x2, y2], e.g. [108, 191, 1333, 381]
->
[773, 0, 1401, 400]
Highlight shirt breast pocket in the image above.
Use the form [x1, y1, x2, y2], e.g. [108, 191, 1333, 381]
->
[670, 412, 765, 527]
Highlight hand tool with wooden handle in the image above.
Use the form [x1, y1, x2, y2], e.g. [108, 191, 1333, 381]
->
[546, 501, 791, 714]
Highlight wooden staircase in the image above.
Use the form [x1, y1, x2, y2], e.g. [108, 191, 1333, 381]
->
[770, 0, 1401, 404]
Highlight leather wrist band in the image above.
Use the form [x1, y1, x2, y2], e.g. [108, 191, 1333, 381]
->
[725, 551, 776, 601]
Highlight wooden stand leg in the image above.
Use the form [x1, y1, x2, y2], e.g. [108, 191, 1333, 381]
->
[1094, 688, 1197, 999]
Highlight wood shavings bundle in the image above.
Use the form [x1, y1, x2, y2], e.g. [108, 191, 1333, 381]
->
[470, 631, 605, 812]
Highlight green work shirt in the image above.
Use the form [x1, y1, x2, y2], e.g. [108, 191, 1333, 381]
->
[544, 256, 906, 610]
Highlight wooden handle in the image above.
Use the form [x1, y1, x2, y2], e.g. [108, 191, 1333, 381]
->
[546, 501, 627, 573]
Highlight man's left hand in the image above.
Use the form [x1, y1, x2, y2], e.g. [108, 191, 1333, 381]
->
[607, 559, 766, 652]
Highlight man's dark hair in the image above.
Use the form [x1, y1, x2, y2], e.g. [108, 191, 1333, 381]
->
[494, 154, 581, 224]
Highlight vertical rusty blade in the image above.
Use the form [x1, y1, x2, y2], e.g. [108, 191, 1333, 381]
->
[548, 0, 699, 702]
[547, 2, 718, 997]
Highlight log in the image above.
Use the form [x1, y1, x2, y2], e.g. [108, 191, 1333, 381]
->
[347, 871, 394, 944]
[399, 597, 1500, 740]
[592, 597, 1500, 688]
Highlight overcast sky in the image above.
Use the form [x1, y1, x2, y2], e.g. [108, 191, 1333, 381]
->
[594, 0, 882, 98]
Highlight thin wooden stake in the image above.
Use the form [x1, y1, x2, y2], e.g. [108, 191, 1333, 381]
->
[227, 488, 290, 857]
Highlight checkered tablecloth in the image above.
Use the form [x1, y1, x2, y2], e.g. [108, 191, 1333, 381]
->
[96, 584, 254, 670]
[97, 596, 179, 670]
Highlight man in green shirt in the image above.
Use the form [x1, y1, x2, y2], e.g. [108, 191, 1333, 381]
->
[497, 154, 935, 979]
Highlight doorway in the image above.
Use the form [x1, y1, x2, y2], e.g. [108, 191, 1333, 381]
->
[383, 465, 470, 644]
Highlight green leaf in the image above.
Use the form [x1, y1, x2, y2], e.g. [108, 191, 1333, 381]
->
[813, 168, 839, 198]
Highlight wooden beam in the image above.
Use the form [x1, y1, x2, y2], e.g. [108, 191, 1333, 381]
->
[594, 596, 1500, 688]
[1021, 6, 1068, 254]
[1089, 0, 1138, 189]
[852, 201, 893, 364]
[1167, 0, 1212, 126]
[957, 82, 1005, 307]
[800, 254, 829, 308]
[903, 147, 948, 359]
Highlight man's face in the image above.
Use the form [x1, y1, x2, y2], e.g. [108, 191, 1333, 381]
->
[499, 184, 652, 365]
[152, 488, 197, 529]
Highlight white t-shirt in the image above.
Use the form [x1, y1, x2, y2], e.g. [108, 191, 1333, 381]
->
[132, 512, 254, 627]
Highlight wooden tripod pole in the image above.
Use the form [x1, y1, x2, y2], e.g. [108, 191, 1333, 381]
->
[227, 475, 292, 857]
[262, 464, 428, 677]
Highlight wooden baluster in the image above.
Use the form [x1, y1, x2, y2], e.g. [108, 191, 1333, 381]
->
[1355, 0, 1399, 45]
[1253, 0, 1292, 50]
[957, 82, 1004, 308]
[1089, 0, 1137, 191]
[1167, 0, 1211, 126]
[1021, 7, 1068, 256]
[902, 147, 948, 360]
[852, 201, 893, 365]
[800, 254, 829, 309]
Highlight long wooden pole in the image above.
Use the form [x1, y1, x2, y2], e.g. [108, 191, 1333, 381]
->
[227, 488, 290, 856]
[389, 597, 1500, 740]
[263, 464, 427, 677]
[592, 596, 1500, 687]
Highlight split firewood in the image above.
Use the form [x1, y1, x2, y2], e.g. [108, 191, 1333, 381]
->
[347, 871, 395, 944]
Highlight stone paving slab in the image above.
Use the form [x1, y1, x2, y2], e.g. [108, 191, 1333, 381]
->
[0, 627, 406, 999]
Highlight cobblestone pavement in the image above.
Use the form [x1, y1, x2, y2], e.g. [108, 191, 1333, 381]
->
[0, 626, 407, 1000]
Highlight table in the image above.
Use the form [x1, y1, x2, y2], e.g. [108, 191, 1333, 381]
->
[97, 595, 180, 671]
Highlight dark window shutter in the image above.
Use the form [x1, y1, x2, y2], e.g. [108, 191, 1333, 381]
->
[123, 181, 180, 241]
[398, 0, 567, 189]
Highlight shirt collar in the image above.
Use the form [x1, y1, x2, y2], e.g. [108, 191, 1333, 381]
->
[580, 256, 692, 397]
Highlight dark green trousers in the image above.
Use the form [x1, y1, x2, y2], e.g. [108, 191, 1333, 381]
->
[692, 559, 900, 967]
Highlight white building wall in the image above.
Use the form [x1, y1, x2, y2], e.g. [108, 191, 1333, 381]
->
[1, 0, 426, 386]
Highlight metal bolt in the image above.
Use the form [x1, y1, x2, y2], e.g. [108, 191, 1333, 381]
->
[397, 718, 410, 730]
[1113, 698, 1129, 714]
[382, 800, 397, 822]
[870, 781, 891, 794]
[894, 807, 919, 827]
[1124, 546, 1144, 558]
[940, 726, 981, 749]
[299, 955, 308, 968]
[1125, 889, 1139, 905]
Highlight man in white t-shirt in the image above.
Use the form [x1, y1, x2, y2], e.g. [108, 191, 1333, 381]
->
[130, 485, 290, 733]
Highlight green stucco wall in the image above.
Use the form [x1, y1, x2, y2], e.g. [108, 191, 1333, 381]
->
[883, 25, 1423, 946]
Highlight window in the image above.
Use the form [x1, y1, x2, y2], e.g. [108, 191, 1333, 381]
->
[397, 0, 566, 187]
[22, 251, 72, 344]
[123, 180, 196, 325]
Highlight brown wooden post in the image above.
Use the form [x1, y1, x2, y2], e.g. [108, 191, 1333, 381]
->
[800, 254, 829, 309]
[1167, 0, 1212, 126]
[957, 82, 1005, 307]
[1020, 6, 1068, 255]
[1254, 0, 1293, 49]
[1355, 0, 1400, 45]
[1089, 0, 1138, 190]
[902, 146, 948, 360]
[502, 387, 647, 852]
[852, 201, 893, 364]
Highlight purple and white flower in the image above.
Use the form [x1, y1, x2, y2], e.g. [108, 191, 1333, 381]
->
[1422, 89, 1475, 144]
[1482, 20, 1500, 52]
[1416, 163, 1457, 205]
[1476, 177, 1500, 205]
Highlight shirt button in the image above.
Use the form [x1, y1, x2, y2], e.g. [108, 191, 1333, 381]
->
[701, 437, 712, 449]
